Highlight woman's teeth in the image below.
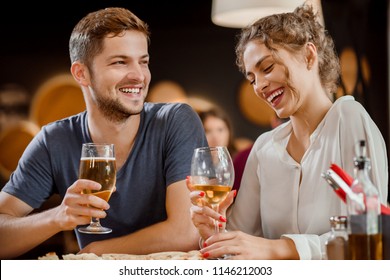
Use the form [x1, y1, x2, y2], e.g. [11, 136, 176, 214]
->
[267, 89, 283, 103]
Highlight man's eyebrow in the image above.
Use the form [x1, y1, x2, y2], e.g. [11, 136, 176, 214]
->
[106, 53, 150, 60]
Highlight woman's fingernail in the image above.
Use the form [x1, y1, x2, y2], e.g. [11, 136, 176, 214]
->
[203, 242, 207, 248]
[202, 252, 210, 258]
[199, 191, 205, 197]
[218, 223, 223, 228]
[219, 215, 227, 222]
[233, 190, 237, 197]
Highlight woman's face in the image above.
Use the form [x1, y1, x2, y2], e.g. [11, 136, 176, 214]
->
[203, 115, 230, 148]
[242, 41, 312, 119]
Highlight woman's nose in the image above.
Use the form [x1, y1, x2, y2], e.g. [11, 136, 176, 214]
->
[254, 77, 269, 95]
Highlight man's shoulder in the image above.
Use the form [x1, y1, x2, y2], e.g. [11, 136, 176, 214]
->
[42, 112, 86, 131]
[38, 112, 86, 144]
[144, 102, 193, 112]
[144, 102, 197, 120]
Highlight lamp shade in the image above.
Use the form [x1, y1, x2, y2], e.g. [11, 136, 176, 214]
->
[211, 0, 305, 28]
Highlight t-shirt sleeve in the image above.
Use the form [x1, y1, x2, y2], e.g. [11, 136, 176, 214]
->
[163, 103, 208, 187]
[2, 128, 54, 209]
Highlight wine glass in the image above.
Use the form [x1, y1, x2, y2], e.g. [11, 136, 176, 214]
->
[190, 146, 235, 233]
[78, 143, 116, 234]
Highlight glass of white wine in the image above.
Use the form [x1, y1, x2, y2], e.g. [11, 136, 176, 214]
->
[191, 146, 235, 233]
[78, 143, 116, 234]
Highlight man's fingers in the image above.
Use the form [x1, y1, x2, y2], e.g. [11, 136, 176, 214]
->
[69, 179, 101, 193]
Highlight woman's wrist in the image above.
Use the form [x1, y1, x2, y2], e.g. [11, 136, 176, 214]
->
[275, 238, 299, 259]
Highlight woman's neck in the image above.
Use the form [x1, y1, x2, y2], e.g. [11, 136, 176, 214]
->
[287, 92, 332, 163]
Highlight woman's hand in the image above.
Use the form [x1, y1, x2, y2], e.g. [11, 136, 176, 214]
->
[186, 176, 235, 242]
[200, 231, 299, 260]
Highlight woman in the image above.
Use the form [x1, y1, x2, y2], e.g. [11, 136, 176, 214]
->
[189, 4, 388, 260]
[198, 107, 238, 158]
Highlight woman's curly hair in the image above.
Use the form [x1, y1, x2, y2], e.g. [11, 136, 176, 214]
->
[235, 4, 340, 98]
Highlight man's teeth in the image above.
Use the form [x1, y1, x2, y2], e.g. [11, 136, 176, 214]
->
[267, 89, 283, 103]
[121, 88, 140, 94]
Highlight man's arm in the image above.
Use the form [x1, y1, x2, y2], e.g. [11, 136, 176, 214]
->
[0, 192, 61, 259]
[80, 179, 199, 255]
[0, 179, 110, 259]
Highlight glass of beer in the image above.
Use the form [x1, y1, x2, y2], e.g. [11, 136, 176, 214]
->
[78, 143, 116, 234]
[191, 146, 235, 233]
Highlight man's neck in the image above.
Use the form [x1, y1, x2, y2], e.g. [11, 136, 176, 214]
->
[87, 111, 141, 170]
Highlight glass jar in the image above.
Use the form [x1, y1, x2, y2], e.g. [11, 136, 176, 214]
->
[326, 215, 349, 260]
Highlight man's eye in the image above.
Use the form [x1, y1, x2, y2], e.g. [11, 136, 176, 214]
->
[249, 80, 255, 85]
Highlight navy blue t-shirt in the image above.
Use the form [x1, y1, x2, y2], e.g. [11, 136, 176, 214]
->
[3, 102, 208, 248]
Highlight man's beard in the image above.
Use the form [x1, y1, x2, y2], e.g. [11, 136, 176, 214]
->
[95, 94, 143, 123]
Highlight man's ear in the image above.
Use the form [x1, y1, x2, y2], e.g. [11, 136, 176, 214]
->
[305, 42, 317, 70]
[70, 62, 90, 86]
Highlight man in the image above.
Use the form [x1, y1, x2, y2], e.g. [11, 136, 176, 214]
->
[0, 7, 207, 259]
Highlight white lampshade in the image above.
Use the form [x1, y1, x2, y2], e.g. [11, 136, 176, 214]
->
[211, 0, 306, 28]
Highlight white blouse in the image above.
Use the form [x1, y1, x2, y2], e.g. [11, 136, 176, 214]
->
[228, 96, 388, 259]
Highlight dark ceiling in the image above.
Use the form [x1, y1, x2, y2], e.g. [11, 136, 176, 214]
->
[1, 1, 214, 51]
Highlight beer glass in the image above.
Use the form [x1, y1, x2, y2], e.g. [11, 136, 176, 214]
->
[78, 143, 116, 234]
[191, 146, 234, 233]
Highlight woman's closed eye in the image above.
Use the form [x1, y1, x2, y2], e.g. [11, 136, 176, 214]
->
[263, 64, 274, 73]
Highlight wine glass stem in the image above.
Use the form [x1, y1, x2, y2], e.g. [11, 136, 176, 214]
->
[90, 217, 102, 228]
[212, 204, 220, 233]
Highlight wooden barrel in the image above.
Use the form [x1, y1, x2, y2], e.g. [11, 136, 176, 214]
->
[30, 74, 85, 127]
[0, 120, 40, 181]
[0, 83, 30, 132]
[147, 80, 188, 103]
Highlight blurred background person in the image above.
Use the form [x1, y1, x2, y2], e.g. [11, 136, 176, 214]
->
[198, 107, 238, 159]
[198, 107, 243, 193]
[199, 106, 272, 194]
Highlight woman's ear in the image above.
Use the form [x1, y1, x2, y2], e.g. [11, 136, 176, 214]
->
[70, 62, 90, 87]
[305, 42, 317, 70]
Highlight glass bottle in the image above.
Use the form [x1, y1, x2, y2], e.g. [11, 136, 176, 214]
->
[347, 140, 382, 260]
[325, 216, 348, 260]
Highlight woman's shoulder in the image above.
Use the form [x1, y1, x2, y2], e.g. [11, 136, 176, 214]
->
[327, 96, 369, 122]
[332, 95, 366, 113]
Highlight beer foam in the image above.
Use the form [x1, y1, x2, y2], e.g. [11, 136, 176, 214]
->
[80, 157, 115, 161]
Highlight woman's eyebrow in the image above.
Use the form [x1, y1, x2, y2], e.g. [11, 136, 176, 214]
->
[245, 55, 271, 77]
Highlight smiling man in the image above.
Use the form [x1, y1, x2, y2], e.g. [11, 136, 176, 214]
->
[0, 7, 207, 259]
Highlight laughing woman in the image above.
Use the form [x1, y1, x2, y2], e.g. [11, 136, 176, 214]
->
[188, 4, 388, 260]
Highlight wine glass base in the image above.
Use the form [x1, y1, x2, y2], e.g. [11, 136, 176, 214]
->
[78, 226, 112, 234]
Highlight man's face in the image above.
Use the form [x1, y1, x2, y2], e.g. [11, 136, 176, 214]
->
[88, 30, 151, 122]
